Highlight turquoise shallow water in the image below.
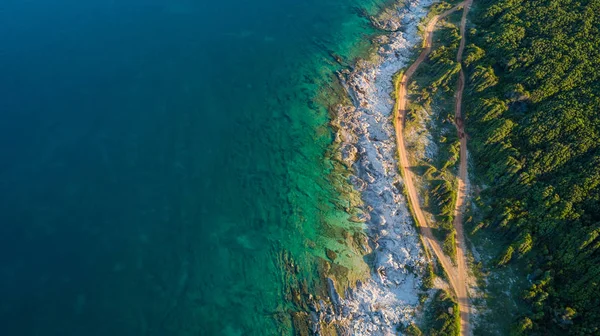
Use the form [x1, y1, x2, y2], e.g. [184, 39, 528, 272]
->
[0, 0, 388, 334]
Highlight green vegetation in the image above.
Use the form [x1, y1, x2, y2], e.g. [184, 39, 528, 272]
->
[466, 203, 532, 335]
[405, 323, 425, 336]
[423, 263, 436, 289]
[406, 11, 463, 263]
[422, 290, 461, 336]
[464, 0, 600, 334]
[423, 0, 465, 26]
[442, 229, 457, 262]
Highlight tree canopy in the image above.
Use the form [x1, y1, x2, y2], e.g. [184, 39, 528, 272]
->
[464, 0, 600, 334]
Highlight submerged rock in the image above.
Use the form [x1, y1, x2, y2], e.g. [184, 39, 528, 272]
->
[326, 248, 338, 262]
[348, 209, 370, 223]
[291, 311, 311, 336]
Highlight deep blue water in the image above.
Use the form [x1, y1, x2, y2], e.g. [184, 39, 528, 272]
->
[0, 0, 385, 334]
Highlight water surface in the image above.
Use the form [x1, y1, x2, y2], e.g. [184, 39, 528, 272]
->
[0, 0, 388, 334]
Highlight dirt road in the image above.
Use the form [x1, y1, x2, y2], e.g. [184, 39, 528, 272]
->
[453, 0, 473, 335]
[392, 1, 473, 334]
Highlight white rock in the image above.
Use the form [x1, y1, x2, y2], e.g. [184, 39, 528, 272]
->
[324, 0, 436, 335]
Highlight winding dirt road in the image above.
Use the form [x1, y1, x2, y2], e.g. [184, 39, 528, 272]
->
[392, 1, 473, 334]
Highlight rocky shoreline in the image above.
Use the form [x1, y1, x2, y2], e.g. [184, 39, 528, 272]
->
[304, 0, 438, 335]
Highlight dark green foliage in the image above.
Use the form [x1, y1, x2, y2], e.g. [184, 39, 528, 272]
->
[443, 229, 457, 263]
[465, 0, 600, 334]
[409, 15, 463, 263]
[497, 245, 514, 266]
[432, 178, 458, 220]
[423, 263, 436, 289]
[511, 317, 534, 336]
[427, 290, 460, 336]
[405, 323, 425, 336]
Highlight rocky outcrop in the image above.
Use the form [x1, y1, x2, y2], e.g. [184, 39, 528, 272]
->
[312, 0, 436, 335]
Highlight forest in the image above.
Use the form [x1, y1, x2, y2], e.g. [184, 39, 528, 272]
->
[463, 0, 600, 334]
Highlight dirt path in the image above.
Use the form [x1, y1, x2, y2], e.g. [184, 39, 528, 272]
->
[453, 0, 473, 335]
[392, 1, 473, 335]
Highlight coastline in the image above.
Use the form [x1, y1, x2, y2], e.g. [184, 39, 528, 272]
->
[311, 0, 438, 334]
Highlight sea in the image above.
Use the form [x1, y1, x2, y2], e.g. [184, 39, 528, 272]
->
[0, 0, 389, 335]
